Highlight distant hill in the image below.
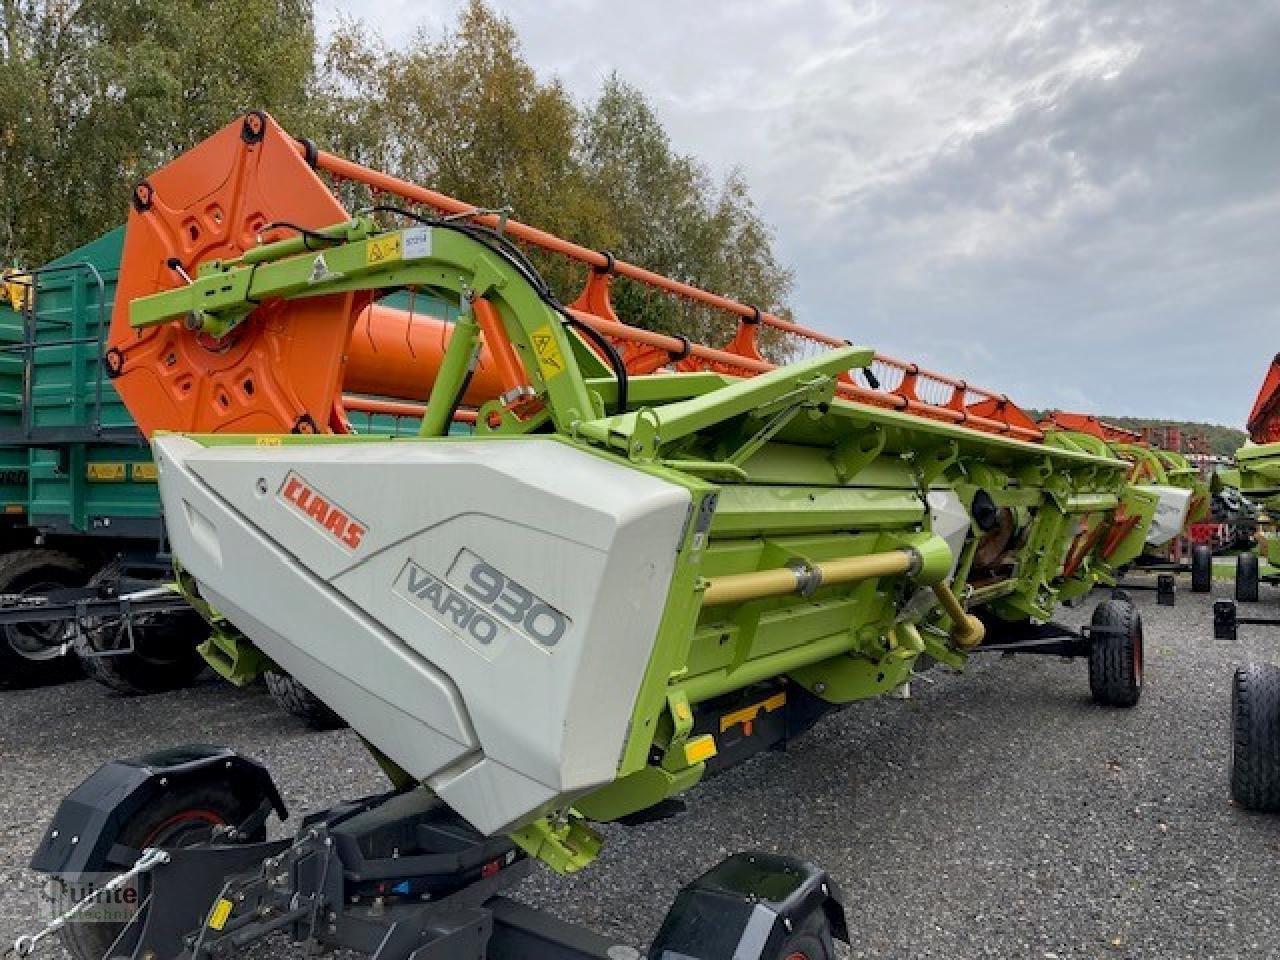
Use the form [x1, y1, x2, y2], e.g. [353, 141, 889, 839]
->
[1030, 413, 1246, 458]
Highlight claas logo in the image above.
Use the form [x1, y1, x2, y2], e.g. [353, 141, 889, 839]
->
[279, 472, 367, 550]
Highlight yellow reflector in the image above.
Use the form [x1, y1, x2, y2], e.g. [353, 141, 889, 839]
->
[683, 734, 717, 766]
[208, 897, 234, 931]
[4, 505, 23, 514]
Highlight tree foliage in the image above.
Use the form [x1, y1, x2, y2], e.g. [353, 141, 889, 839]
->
[0, 0, 793, 348]
[310, 2, 793, 345]
[0, 0, 315, 266]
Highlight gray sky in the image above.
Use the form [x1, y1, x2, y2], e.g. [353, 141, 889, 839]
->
[318, 0, 1280, 426]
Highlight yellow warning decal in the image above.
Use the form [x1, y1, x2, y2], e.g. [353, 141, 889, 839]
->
[131, 463, 158, 481]
[86, 463, 126, 481]
[529, 324, 566, 381]
[365, 233, 402, 266]
[683, 734, 718, 765]
[255, 436, 283, 447]
[208, 897, 234, 931]
[719, 691, 786, 733]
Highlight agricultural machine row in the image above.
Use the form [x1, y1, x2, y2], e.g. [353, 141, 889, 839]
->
[4, 113, 1215, 960]
[1214, 352, 1280, 815]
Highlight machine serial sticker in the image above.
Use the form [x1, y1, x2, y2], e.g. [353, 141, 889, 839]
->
[402, 227, 432, 260]
[530, 324, 565, 381]
[365, 233, 402, 266]
[278, 471, 367, 550]
[393, 549, 571, 656]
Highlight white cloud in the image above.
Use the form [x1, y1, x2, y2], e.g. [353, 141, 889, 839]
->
[318, 0, 1280, 424]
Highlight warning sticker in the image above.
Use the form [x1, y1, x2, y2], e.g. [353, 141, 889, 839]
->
[86, 463, 126, 481]
[530, 324, 565, 381]
[366, 233, 402, 266]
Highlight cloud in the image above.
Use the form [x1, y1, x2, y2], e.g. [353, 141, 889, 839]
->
[318, 0, 1280, 424]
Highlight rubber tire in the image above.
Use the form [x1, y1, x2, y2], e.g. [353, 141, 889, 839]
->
[1088, 598, 1144, 708]
[74, 565, 208, 694]
[51, 780, 266, 960]
[1191, 544, 1213, 593]
[765, 909, 835, 960]
[1236, 552, 1261, 603]
[1230, 663, 1280, 812]
[265, 670, 347, 730]
[0, 548, 87, 689]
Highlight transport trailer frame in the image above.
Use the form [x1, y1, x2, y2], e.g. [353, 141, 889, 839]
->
[24, 746, 848, 960]
[1213, 599, 1280, 641]
[0, 579, 189, 647]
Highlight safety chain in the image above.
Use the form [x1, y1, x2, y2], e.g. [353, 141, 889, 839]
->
[8, 848, 171, 958]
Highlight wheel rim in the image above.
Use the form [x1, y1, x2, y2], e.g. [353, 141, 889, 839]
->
[105, 809, 228, 928]
[142, 808, 226, 848]
[3, 578, 74, 661]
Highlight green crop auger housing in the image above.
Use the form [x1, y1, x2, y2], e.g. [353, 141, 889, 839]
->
[133, 211, 1142, 872]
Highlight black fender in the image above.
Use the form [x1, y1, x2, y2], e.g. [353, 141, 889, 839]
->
[30, 744, 286, 877]
[649, 852, 848, 960]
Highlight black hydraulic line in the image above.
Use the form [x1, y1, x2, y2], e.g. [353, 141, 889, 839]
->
[364, 205, 630, 413]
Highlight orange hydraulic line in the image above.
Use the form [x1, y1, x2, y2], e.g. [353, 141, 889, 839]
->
[341, 394, 475, 425]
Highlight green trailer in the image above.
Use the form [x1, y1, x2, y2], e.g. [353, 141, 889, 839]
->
[0, 230, 425, 703]
[0, 228, 209, 692]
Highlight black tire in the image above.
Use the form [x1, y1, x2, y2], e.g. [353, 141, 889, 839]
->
[74, 564, 208, 694]
[51, 779, 265, 960]
[265, 670, 346, 730]
[1236, 552, 1261, 603]
[0, 548, 87, 689]
[1191, 544, 1213, 593]
[766, 909, 835, 960]
[1230, 663, 1280, 812]
[1088, 598, 1144, 707]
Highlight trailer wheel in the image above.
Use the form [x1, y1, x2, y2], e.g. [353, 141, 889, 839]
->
[1236, 552, 1261, 603]
[1230, 663, 1280, 812]
[74, 565, 208, 694]
[0, 548, 86, 688]
[1088, 598, 1143, 707]
[51, 780, 265, 960]
[1191, 544, 1213, 593]
[768, 909, 836, 960]
[265, 670, 346, 730]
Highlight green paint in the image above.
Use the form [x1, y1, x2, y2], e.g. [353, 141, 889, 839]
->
[135, 220, 1163, 871]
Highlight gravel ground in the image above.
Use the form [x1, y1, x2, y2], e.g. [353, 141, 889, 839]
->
[2, 583, 1279, 959]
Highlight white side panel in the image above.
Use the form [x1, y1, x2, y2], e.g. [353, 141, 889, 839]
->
[902, 490, 968, 619]
[1137, 484, 1192, 546]
[154, 436, 690, 834]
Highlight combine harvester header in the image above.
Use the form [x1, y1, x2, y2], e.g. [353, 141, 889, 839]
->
[25, 112, 1163, 960]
